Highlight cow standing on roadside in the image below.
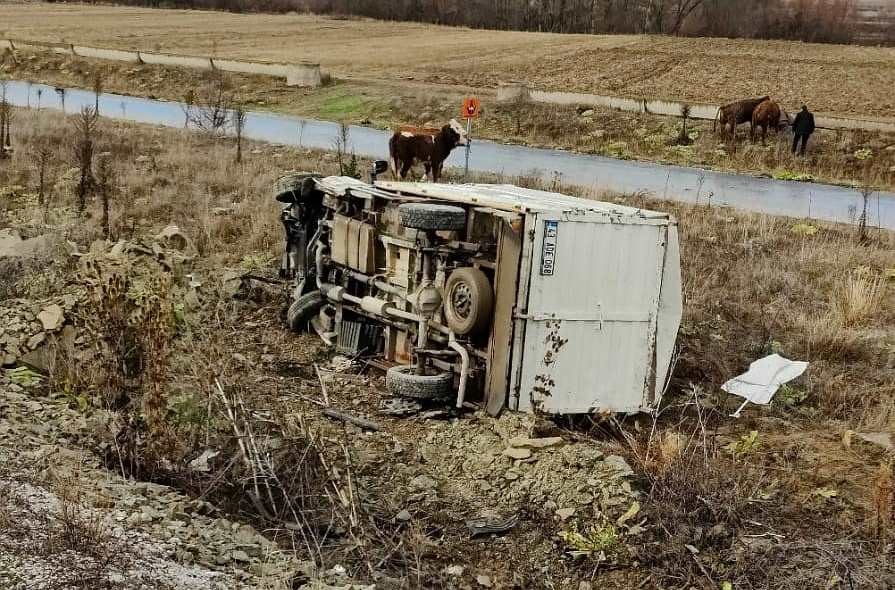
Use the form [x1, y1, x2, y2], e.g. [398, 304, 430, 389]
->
[750, 99, 786, 144]
[389, 119, 467, 182]
[791, 105, 815, 156]
[715, 96, 770, 140]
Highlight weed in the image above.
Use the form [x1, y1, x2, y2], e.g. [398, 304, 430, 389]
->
[559, 517, 620, 559]
[724, 430, 760, 456]
[832, 272, 884, 326]
[6, 367, 43, 387]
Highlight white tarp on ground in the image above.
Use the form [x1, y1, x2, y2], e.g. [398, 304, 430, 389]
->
[722, 353, 809, 417]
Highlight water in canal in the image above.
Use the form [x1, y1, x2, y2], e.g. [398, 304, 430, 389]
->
[3, 80, 893, 229]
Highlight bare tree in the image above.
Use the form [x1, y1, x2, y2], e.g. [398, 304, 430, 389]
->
[183, 71, 233, 135]
[669, 0, 705, 33]
[0, 80, 11, 158]
[95, 152, 116, 239]
[92, 69, 106, 115]
[181, 89, 195, 129]
[232, 105, 247, 163]
[55, 87, 66, 114]
[34, 146, 54, 206]
[73, 107, 99, 214]
[333, 122, 358, 177]
[858, 183, 872, 243]
[676, 103, 693, 145]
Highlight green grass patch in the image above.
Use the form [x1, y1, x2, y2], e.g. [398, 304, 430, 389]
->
[318, 93, 370, 121]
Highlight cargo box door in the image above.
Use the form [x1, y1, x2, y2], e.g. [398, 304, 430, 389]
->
[515, 214, 667, 414]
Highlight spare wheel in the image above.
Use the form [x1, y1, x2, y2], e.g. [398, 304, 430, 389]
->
[386, 365, 454, 400]
[398, 202, 466, 232]
[444, 267, 493, 336]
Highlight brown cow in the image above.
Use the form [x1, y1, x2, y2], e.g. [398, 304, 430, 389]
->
[750, 99, 787, 144]
[389, 119, 467, 182]
[714, 96, 770, 139]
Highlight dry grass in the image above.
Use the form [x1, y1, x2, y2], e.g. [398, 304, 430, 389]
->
[2, 105, 895, 586]
[3, 3, 895, 116]
[833, 272, 886, 326]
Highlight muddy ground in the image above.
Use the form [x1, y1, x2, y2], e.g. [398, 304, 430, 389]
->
[1, 108, 894, 588]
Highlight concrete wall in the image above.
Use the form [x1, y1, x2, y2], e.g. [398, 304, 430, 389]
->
[2, 38, 322, 88]
[503, 82, 895, 134]
[285, 63, 322, 88]
[212, 58, 286, 78]
[138, 51, 213, 71]
[73, 45, 141, 63]
[497, 81, 531, 103]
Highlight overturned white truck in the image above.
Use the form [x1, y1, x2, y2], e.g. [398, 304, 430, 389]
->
[277, 171, 681, 415]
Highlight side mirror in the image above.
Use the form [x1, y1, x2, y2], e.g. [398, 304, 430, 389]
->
[370, 160, 389, 182]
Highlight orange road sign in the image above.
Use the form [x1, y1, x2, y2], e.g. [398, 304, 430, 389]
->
[462, 97, 481, 119]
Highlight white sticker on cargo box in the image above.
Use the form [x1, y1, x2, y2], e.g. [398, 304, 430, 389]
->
[540, 220, 558, 276]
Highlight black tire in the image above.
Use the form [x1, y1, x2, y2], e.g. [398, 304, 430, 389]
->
[287, 290, 323, 332]
[398, 203, 466, 232]
[443, 267, 494, 336]
[275, 172, 320, 203]
[386, 365, 454, 400]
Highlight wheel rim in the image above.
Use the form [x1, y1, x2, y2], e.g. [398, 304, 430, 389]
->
[450, 281, 473, 320]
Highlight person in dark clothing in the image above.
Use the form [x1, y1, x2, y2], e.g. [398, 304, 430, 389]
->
[791, 105, 815, 155]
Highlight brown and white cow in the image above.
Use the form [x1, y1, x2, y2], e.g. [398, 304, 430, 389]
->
[389, 119, 467, 182]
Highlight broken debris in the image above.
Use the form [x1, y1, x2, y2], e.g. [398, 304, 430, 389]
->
[722, 353, 809, 417]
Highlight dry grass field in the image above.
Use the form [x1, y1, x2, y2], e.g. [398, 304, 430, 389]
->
[3, 2, 895, 117]
[1, 107, 894, 587]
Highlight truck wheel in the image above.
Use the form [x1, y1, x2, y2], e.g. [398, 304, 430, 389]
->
[444, 267, 494, 336]
[275, 172, 320, 203]
[287, 290, 323, 332]
[398, 203, 466, 232]
[386, 365, 454, 400]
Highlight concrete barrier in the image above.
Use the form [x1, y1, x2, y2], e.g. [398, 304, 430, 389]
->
[212, 58, 286, 78]
[5, 36, 327, 88]
[9, 39, 70, 55]
[138, 51, 213, 71]
[497, 81, 531, 103]
[73, 45, 141, 64]
[527, 87, 895, 133]
[285, 63, 322, 88]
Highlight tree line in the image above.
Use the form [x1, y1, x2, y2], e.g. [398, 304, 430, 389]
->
[84, 0, 886, 45]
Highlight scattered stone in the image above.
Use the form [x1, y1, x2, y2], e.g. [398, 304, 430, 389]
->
[37, 304, 64, 331]
[579, 109, 595, 118]
[502, 447, 532, 460]
[603, 454, 634, 476]
[231, 550, 251, 562]
[396, 509, 412, 522]
[188, 449, 221, 473]
[154, 224, 194, 253]
[555, 507, 576, 521]
[509, 436, 564, 449]
[444, 565, 464, 577]
[26, 332, 46, 350]
[0, 228, 63, 259]
[476, 574, 493, 587]
[857, 431, 894, 451]
[409, 474, 437, 491]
